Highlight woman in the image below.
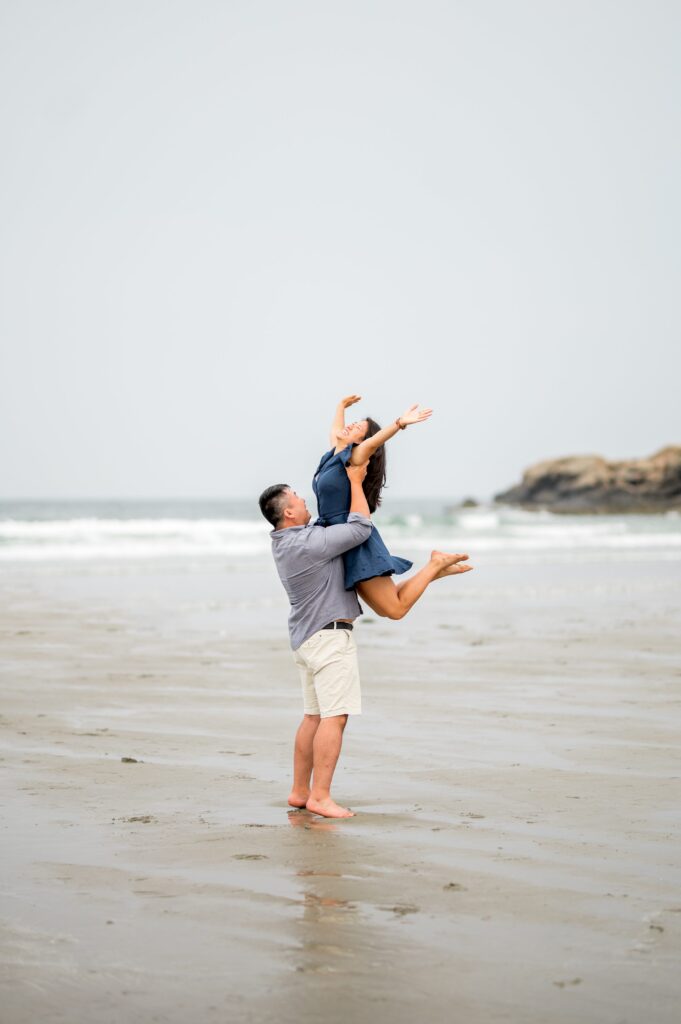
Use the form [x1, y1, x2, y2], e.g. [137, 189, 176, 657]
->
[312, 395, 471, 620]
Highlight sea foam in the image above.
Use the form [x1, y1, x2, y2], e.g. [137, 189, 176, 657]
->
[1, 505, 679, 563]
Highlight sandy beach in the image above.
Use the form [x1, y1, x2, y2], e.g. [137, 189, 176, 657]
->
[1, 554, 680, 1023]
[3, 0, 680, 1017]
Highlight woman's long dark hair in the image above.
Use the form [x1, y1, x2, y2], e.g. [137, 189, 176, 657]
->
[362, 417, 387, 513]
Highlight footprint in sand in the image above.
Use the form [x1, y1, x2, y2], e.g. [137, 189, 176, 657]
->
[380, 904, 420, 917]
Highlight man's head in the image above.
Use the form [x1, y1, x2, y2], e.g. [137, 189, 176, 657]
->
[259, 484, 311, 530]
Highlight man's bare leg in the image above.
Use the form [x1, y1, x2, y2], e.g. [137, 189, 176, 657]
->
[288, 713, 321, 808]
[357, 551, 472, 620]
[306, 714, 354, 818]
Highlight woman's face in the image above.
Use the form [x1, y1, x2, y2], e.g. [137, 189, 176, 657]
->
[338, 420, 369, 445]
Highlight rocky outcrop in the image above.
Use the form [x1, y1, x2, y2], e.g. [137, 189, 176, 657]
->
[494, 446, 681, 513]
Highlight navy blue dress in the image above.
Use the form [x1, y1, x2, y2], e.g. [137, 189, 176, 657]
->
[312, 444, 413, 591]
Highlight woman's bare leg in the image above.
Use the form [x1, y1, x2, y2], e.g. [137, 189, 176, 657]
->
[357, 551, 471, 620]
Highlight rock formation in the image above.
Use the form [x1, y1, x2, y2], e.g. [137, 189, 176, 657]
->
[494, 446, 681, 513]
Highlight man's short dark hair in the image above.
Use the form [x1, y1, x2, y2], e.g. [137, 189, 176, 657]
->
[259, 484, 291, 528]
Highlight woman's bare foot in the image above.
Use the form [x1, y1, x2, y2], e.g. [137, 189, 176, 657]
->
[306, 796, 355, 818]
[288, 789, 310, 809]
[431, 550, 472, 579]
[437, 562, 473, 577]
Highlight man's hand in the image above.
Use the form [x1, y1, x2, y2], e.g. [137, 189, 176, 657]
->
[399, 403, 433, 427]
[340, 394, 362, 409]
[346, 463, 368, 486]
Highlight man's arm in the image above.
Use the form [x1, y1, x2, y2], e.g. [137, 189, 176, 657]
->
[307, 463, 371, 559]
[347, 462, 370, 518]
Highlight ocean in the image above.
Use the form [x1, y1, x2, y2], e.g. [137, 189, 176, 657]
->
[1, 499, 680, 565]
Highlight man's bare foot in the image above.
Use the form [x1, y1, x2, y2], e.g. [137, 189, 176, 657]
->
[431, 550, 473, 579]
[288, 789, 310, 809]
[306, 796, 355, 818]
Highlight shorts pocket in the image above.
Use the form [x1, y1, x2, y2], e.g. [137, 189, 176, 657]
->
[300, 630, 323, 652]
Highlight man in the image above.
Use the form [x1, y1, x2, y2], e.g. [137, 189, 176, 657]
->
[259, 462, 372, 818]
[260, 465, 472, 819]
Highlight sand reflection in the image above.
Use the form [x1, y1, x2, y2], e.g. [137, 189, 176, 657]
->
[286, 808, 364, 976]
[287, 808, 340, 834]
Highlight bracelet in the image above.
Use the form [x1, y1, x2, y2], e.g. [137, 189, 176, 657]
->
[395, 417, 406, 430]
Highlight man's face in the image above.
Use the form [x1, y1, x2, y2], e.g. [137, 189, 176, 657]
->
[282, 488, 311, 526]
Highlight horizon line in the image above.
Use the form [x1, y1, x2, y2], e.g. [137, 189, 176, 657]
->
[0, 494, 491, 504]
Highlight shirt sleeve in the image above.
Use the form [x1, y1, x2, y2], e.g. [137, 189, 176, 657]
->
[305, 514, 372, 560]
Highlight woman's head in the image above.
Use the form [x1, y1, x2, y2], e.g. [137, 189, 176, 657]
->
[334, 419, 369, 446]
[362, 417, 387, 513]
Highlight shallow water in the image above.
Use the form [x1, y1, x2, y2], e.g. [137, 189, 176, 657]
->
[1, 499, 679, 564]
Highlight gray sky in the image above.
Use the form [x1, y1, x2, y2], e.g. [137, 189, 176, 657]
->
[1, 0, 679, 501]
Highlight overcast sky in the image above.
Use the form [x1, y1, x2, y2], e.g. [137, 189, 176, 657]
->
[1, 0, 679, 501]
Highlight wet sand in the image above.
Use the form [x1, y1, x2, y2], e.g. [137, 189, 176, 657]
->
[1, 558, 680, 1023]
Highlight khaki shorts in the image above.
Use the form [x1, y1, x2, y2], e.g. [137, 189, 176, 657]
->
[293, 628, 362, 718]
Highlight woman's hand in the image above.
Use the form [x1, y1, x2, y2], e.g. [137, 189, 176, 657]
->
[398, 403, 433, 427]
[339, 394, 362, 409]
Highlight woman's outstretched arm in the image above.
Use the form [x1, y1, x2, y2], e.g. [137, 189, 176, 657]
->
[329, 394, 361, 446]
[350, 404, 433, 465]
